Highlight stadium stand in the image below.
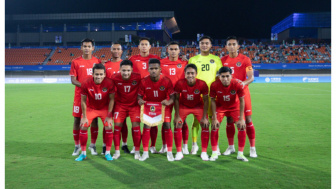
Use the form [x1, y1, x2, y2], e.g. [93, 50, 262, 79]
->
[5, 48, 52, 65]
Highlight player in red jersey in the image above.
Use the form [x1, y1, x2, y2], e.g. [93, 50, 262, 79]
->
[138, 59, 175, 161]
[159, 41, 189, 154]
[69, 38, 101, 156]
[210, 66, 248, 162]
[221, 36, 257, 158]
[174, 64, 210, 161]
[110, 60, 142, 160]
[129, 37, 162, 154]
[75, 63, 115, 161]
[104, 42, 131, 154]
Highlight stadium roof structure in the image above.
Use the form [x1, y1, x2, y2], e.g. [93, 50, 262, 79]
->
[271, 12, 331, 34]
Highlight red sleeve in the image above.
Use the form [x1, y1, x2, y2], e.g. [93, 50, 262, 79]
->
[166, 79, 175, 96]
[81, 81, 88, 96]
[69, 60, 77, 77]
[174, 80, 182, 93]
[236, 81, 245, 98]
[209, 82, 217, 98]
[138, 79, 145, 97]
[201, 81, 209, 96]
[108, 79, 115, 94]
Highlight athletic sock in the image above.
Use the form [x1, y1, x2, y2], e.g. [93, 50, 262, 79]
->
[161, 127, 166, 145]
[90, 126, 98, 144]
[73, 129, 80, 145]
[105, 129, 113, 152]
[226, 123, 235, 145]
[211, 128, 219, 151]
[165, 128, 173, 152]
[238, 129, 246, 152]
[246, 122, 256, 147]
[79, 129, 88, 152]
[113, 126, 122, 150]
[121, 120, 128, 143]
[182, 122, 189, 144]
[102, 127, 106, 145]
[150, 126, 158, 147]
[174, 128, 182, 152]
[142, 128, 151, 151]
[132, 126, 141, 151]
[201, 127, 209, 152]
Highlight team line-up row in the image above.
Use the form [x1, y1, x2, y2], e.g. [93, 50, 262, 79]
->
[70, 36, 258, 162]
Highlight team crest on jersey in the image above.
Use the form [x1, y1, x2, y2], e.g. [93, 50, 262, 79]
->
[159, 86, 165, 91]
[132, 80, 137, 85]
[194, 89, 200, 94]
[102, 87, 108, 92]
[210, 59, 215, 64]
[150, 106, 155, 112]
[230, 90, 236, 95]
[236, 62, 242, 67]
[177, 64, 182, 68]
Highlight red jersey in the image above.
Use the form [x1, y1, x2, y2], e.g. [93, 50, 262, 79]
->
[105, 60, 123, 78]
[129, 54, 161, 78]
[210, 78, 245, 111]
[81, 77, 115, 110]
[221, 54, 252, 82]
[111, 72, 141, 107]
[138, 75, 174, 102]
[69, 56, 101, 96]
[161, 58, 188, 87]
[174, 78, 208, 109]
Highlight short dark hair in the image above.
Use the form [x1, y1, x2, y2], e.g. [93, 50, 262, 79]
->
[139, 37, 150, 44]
[81, 38, 95, 46]
[167, 41, 179, 47]
[199, 35, 213, 43]
[184, 64, 197, 74]
[120, 60, 133, 68]
[148, 58, 160, 66]
[111, 42, 122, 47]
[92, 63, 105, 73]
[218, 66, 232, 75]
[226, 36, 239, 45]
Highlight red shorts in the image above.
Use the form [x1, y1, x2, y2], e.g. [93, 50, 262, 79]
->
[164, 105, 173, 123]
[244, 87, 252, 116]
[72, 95, 82, 117]
[179, 107, 204, 123]
[216, 110, 240, 123]
[113, 105, 140, 123]
[82, 107, 109, 127]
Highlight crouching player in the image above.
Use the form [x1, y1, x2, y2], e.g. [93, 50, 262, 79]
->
[210, 66, 248, 161]
[111, 60, 142, 160]
[75, 63, 115, 161]
[174, 64, 210, 161]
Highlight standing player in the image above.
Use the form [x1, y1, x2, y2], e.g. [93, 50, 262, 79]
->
[188, 36, 222, 155]
[75, 63, 115, 161]
[70, 38, 101, 156]
[221, 36, 257, 158]
[110, 60, 142, 160]
[138, 59, 175, 161]
[174, 64, 210, 161]
[129, 37, 161, 154]
[159, 41, 188, 154]
[210, 66, 248, 161]
[104, 42, 130, 154]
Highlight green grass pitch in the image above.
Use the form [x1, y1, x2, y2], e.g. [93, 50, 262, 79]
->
[5, 83, 331, 188]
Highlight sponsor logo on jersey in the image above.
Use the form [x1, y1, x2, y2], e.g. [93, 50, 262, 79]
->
[182, 90, 187, 92]
[218, 91, 222, 93]
[159, 86, 165, 91]
[230, 90, 236, 95]
[150, 106, 155, 112]
[146, 87, 151, 89]
[132, 80, 137, 85]
[210, 59, 215, 64]
[194, 89, 200, 94]
[136, 60, 141, 62]
[89, 89, 94, 91]
[177, 64, 182, 68]
[107, 68, 112, 70]
[80, 65, 85, 67]
[223, 63, 229, 65]
[118, 83, 122, 85]
[102, 87, 108, 92]
[236, 62, 242, 67]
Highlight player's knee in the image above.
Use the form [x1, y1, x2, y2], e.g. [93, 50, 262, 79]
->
[132, 122, 140, 127]
[245, 116, 252, 123]
[105, 126, 112, 131]
[163, 123, 171, 129]
[80, 126, 88, 131]
[74, 117, 81, 129]
[115, 122, 123, 127]
[91, 118, 98, 127]
[227, 117, 234, 124]
[144, 124, 151, 129]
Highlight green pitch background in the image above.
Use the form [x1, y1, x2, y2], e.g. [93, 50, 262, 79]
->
[5, 83, 331, 188]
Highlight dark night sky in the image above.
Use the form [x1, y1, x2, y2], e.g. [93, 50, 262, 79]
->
[5, 0, 331, 40]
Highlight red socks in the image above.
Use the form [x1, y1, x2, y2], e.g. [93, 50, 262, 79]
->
[164, 128, 173, 152]
[238, 129, 246, 152]
[103, 127, 106, 144]
[73, 130, 80, 145]
[182, 122, 189, 144]
[161, 127, 166, 145]
[132, 126, 141, 151]
[90, 126, 98, 144]
[201, 127, 209, 152]
[226, 123, 235, 145]
[105, 129, 113, 151]
[79, 129, 88, 152]
[246, 122, 255, 147]
[150, 126, 158, 147]
[113, 126, 122, 150]
[174, 128, 182, 152]
[142, 128, 151, 151]
[211, 128, 219, 151]
[121, 120, 128, 143]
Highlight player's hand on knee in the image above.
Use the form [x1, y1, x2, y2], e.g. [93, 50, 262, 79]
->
[200, 117, 209, 128]
[104, 117, 113, 127]
[236, 119, 246, 130]
[80, 117, 88, 127]
[174, 116, 183, 128]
